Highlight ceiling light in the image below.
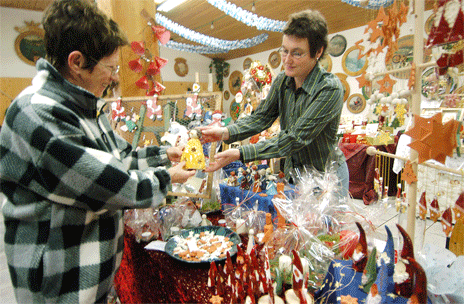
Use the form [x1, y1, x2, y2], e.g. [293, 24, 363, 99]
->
[157, 0, 187, 12]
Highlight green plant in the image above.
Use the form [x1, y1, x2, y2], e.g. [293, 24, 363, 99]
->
[209, 59, 229, 91]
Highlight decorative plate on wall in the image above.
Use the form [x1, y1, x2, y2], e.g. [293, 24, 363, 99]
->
[243, 57, 252, 70]
[319, 55, 332, 72]
[335, 73, 350, 102]
[228, 70, 243, 96]
[229, 98, 241, 121]
[174, 57, 188, 77]
[327, 34, 347, 57]
[425, 13, 435, 36]
[346, 93, 366, 114]
[342, 46, 368, 77]
[14, 21, 46, 66]
[268, 51, 281, 69]
[223, 90, 230, 101]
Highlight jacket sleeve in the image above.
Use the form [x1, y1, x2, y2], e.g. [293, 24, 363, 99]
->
[32, 131, 171, 212]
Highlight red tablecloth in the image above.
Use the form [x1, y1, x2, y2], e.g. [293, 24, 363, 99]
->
[114, 226, 214, 303]
[339, 143, 398, 204]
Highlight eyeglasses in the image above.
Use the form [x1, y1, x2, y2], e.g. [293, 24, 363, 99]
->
[87, 56, 120, 76]
[278, 46, 309, 59]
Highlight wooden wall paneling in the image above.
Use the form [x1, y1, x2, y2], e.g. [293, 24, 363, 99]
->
[98, 0, 161, 98]
[0, 77, 32, 124]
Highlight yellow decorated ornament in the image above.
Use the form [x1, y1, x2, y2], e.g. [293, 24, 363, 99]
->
[181, 129, 206, 170]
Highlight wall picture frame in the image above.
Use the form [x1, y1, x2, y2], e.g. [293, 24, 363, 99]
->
[14, 21, 46, 66]
[342, 46, 368, 77]
[228, 70, 243, 96]
[346, 93, 366, 114]
[174, 57, 188, 77]
[319, 55, 332, 72]
[335, 73, 350, 102]
[268, 51, 281, 69]
[327, 34, 347, 57]
[243, 57, 252, 70]
[223, 90, 230, 101]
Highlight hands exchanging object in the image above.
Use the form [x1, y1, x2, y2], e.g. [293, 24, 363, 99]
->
[166, 146, 195, 183]
[197, 126, 240, 173]
[164, 126, 240, 182]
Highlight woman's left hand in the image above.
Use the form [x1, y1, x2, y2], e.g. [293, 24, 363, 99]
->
[166, 146, 183, 162]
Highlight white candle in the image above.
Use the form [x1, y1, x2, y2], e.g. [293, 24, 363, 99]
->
[236, 219, 247, 234]
[208, 73, 213, 91]
[195, 72, 200, 83]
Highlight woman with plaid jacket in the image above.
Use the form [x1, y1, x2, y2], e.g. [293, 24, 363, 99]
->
[0, 0, 194, 302]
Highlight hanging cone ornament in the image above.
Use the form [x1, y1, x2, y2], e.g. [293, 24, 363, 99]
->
[135, 75, 150, 90]
[154, 56, 169, 69]
[146, 61, 160, 76]
[147, 81, 166, 96]
[453, 191, 464, 220]
[131, 41, 145, 56]
[128, 58, 143, 73]
[151, 25, 170, 45]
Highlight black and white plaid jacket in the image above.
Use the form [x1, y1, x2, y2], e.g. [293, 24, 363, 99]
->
[0, 59, 171, 303]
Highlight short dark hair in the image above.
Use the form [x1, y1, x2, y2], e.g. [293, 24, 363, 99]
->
[42, 0, 128, 73]
[283, 10, 328, 59]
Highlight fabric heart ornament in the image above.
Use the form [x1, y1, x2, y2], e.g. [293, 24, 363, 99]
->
[135, 76, 150, 90]
[131, 41, 145, 56]
[151, 25, 170, 45]
[146, 61, 160, 76]
[128, 59, 143, 73]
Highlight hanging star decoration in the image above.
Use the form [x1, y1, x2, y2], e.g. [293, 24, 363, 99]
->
[408, 62, 416, 90]
[376, 130, 394, 145]
[374, 103, 383, 116]
[377, 73, 397, 94]
[356, 72, 371, 89]
[401, 160, 417, 184]
[406, 113, 460, 164]
[394, 103, 407, 126]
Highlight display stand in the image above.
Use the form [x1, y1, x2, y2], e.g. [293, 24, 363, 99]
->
[105, 91, 222, 199]
[367, 1, 464, 256]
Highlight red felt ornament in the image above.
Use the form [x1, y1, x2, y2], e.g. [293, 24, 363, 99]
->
[135, 76, 150, 90]
[146, 61, 160, 76]
[131, 41, 145, 56]
[128, 58, 143, 73]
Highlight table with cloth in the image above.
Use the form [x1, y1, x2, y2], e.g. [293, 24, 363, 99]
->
[114, 222, 221, 304]
[339, 143, 398, 204]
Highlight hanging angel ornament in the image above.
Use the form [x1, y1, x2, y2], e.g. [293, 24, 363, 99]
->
[111, 97, 126, 122]
[145, 95, 163, 121]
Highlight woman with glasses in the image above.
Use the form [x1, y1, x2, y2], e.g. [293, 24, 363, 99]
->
[201, 9, 349, 195]
[0, 0, 195, 302]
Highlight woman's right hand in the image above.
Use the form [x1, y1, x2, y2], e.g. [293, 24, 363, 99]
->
[197, 126, 228, 144]
[168, 161, 196, 184]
